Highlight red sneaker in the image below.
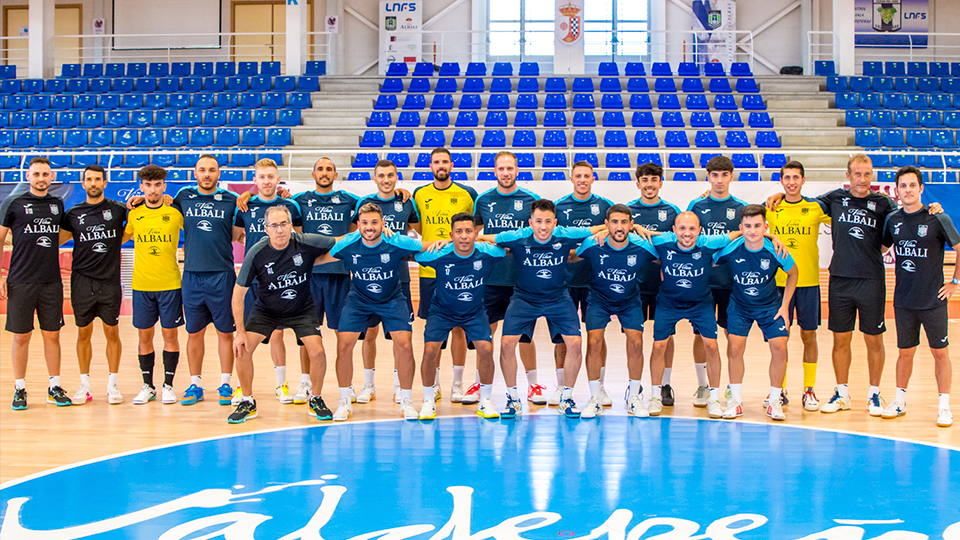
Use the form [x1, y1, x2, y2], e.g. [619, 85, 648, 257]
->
[527, 383, 547, 405]
[461, 383, 480, 405]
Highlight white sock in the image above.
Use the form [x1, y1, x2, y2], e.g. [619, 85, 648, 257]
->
[108, 373, 118, 387]
[940, 393, 950, 408]
[191, 375, 202, 386]
[423, 385, 436, 403]
[508, 386, 520, 400]
[339, 387, 352, 401]
[243, 395, 254, 403]
[729, 383, 742, 402]
[401, 389, 412, 402]
[561, 386, 573, 400]
[709, 387, 719, 401]
[526, 370, 538, 386]
[79, 374, 90, 387]
[480, 384, 492, 401]
[588, 380, 601, 398]
[837, 384, 850, 398]
[896, 387, 907, 404]
[364, 368, 375, 386]
[868, 385, 880, 398]
[556, 368, 564, 385]
[663, 367, 673, 386]
[220, 373, 231, 385]
[652, 384, 662, 398]
[599, 366, 606, 384]
[770, 387, 782, 405]
[393, 369, 400, 387]
[453, 365, 464, 384]
[15, 379, 25, 390]
[275, 366, 286, 386]
[695, 364, 708, 387]
[301, 373, 311, 384]
[49, 376, 60, 389]
[628, 379, 642, 397]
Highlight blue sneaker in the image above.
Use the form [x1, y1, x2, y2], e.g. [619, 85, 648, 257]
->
[558, 398, 581, 418]
[500, 395, 522, 419]
[180, 384, 204, 406]
[217, 383, 233, 405]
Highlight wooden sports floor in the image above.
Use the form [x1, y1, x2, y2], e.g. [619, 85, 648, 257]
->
[1, 313, 957, 485]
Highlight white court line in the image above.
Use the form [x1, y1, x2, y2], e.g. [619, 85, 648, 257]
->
[2, 410, 957, 490]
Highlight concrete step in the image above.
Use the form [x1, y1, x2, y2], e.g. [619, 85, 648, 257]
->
[292, 134, 359, 146]
[300, 116, 367, 128]
[766, 98, 832, 110]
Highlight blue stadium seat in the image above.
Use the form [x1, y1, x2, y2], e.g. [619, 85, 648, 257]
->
[297, 76, 319, 92]
[651, 62, 672, 76]
[665, 130, 690, 147]
[65, 79, 87, 94]
[704, 63, 726, 77]
[483, 111, 507, 127]
[84, 79, 108, 94]
[190, 62, 212, 77]
[228, 110, 252, 127]
[698, 153, 722, 168]
[682, 78, 705, 93]
[736, 78, 760, 93]
[679, 95, 706, 111]
[39, 129, 63, 148]
[919, 111, 941, 128]
[814, 61, 835, 76]
[401, 94, 426, 110]
[148, 62, 169, 78]
[63, 129, 87, 148]
[236, 127, 264, 147]
[542, 130, 566, 148]
[426, 111, 449, 127]
[381, 78, 404, 93]
[95, 94, 119, 110]
[755, 131, 781, 148]
[690, 112, 715, 127]
[930, 62, 950, 77]
[462, 78, 485, 93]
[10, 112, 31, 128]
[572, 77, 595, 92]
[386, 63, 407, 77]
[540, 111, 565, 127]
[884, 93, 906, 109]
[88, 129, 112, 147]
[435, 78, 458, 93]
[826, 76, 847, 92]
[636, 153, 662, 166]
[513, 130, 536, 147]
[213, 127, 239, 147]
[516, 94, 538, 110]
[180, 77, 201, 93]
[178, 110, 202, 128]
[541, 77, 565, 93]
[389, 130, 415, 147]
[849, 76, 872, 93]
[855, 128, 880, 147]
[604, 130, 628, 147]
[542, 171, 566, 181]
[677, 62, 699, 76]
[918, 77, 940, 93]
[41, 79, 65, 95]
[260, 61, 280, 76]
[108, 78, 132, 94]
[492, 62, 512, 76]
[932, 94, 953, 110]
[114, 128, 138, 147]
[894, 110, 918, 127]
[906, 93, 930, 110]
[227, 76, 250, 92]
[487, 94, 510, 110]
[600, 77, 622, 93]
[119, 94, 142, 110]
[0, 129, 14, 148]
[730, 63, 753, 77]
[514, 111, 537, 127]
[695, 131, 720, 148]
[748, 112, 774, 128]
[545, 94, 567, 109]
[408, 78, 431, 93]
[26, 95, 49, 111]
[238, 62, 258, 76]
[624, 62, 645, 76]
[598, 62, 619, 76]
[731, 153, 758, 168]
[606, 153, 631, 168]
[374, 95, 398, 110]
[407, 62, 431, 77]
[573, 111, 596, 127]
[573, 94, 596, 109]
[477, 153, 496, 167]
[2, 95, 26, 110]
[213, 93, 237, 110]
[360, 130, 386, 147]
[82, 64, 103, 78]
[288, 93, 310, 109]
[134, 78, 157, 93]
[455, 111, 478, 127]
[908, 62, 928, 77]
[265, 92, 289, 109]
[348, 172, 371, 181]
[169, 62, 191, 77]
[573, 153, 598, 167]
[714, 95, 737, 110]
[34, 112, 55, 129]
[944, 79, 960, 93]
[863, 61, 883, 76]
[742, 95, 766, 110]
[881, 128, 906, 147]
[626, 78, 649, 93]
[367, 111, 392, 127]
[601, 94, 623, 109]
[634, 130, 659, 147]
[202, 77, 225, 93]
[130, 111, 153, 127]
[388, 153, 412, 168]
[59, 64, 81, 78]
[668, 154, 694, 168]
[353, 153, 379, 167]
[57, 112, 80, 128]
[906, 129, 932, 148]
[654, 78, 677, 93]
[396, 111, 421, 127]
[631, 111, 655, 127]
[933, 129, 957, 148]
[439, 62, 459, 76]
[673, 172, 697, 181]
[81, 111, 103, 128]
[574, 130, 598, 147]
[895, 77, 917, 92]
[725, 130, 751, 148]
[835, 92, 858, 109]
[142, 94, 165, 110]
[490, 77, 512, 93]
[871, 110, 894, 127]
[602, 111, 626, 127]
[421, 130, 445, 147]
[272, 110, 295, 126]
[738, 172, 760, 181]
[542, 153, 567, 168]
[451, 130, 476, 147]
[657, 111, 682, 127]
[156, 110, 178, 127]
[762, 154, 787, 168]
[657, 94, 681, 110]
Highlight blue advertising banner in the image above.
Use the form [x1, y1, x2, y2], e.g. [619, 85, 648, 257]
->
[855, 0, 929, 47]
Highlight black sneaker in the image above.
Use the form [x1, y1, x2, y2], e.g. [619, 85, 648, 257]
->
[661, 384, 676, 407]
[12, 388, 27, 410]
[47, 386, 73, 406]
[228, 399, 258, 424]
[309, 396, 333, 420]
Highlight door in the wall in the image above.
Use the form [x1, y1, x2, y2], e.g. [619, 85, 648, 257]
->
[3, 5, 82, 75]
[232, 0, 313, 67]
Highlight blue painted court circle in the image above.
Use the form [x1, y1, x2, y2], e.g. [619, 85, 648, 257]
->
[1, 415, 958, 539]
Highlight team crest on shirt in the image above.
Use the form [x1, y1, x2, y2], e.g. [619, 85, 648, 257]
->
[692, 252, 702, 260]
[474, 260, 483, 271]
[801, 207, 809, 215]
[162, 215, 170, 223]
[761, 259, 770, 270]
[918, 225, 928, 237]
[214, 193, 222, 201]
[868, 201, 877, 211]
[514, 200, 523, 211]
[280, 290, 298, 300]
[394, 201, 403, 212]
[50, 204, 59, 215]
[553, 242, 562, 250]
[591, 204, 600, 216]
[658, 210, 667, 222]
[627, 255, 637, 267]
[23, 204, 33, 214]
[381, 253, 391, 263]
[293, 254, 303, 266]
[92, 242, 108, 253]
[726, 208, 735, 220]
[102, 209, 112, 221]
[332, 195, 340, 204]
[842, 198, 850, 207]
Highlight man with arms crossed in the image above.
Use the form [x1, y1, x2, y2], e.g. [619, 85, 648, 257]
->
[880, 166, 956, 427]
[714, 205, 798, 421]
[414, 212, 505, 420]
[231, 206, 336, 424]
[60, 165, 128, 404]
[1, 157, 71, 409]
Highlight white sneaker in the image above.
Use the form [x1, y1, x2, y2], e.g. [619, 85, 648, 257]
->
[293, 382, 312, 404]
[275, 383, 293, 404]
[476, 398, 499, 419]
[107, 385, 123, 404]
[73, 384, 92, 405]
[351, 386, 357, 403]
[400, 398, 419, 420]
[450, 381, 465, 403]
[937, 407, 953, 427]
[766, 401, 786, 421]
[868, 393, 884, 417]
[393, 384, 402, 404]
[693, 386, 710, 407]
[333, 399, 352, 421]
[648, 396, 663, 416]
[707, 399, 722, 418]
[597, 385, 613, 407]
[579, 396, 603, 419]
[820, 388, 851, 413]
[419, 400, 436, 420]
[161, 384, 176, 404]
[722, 400, 744, 419]
[881, 401, 906, 419]
[461, 383, 480, 405]
[133, 385, 156, 405]
[627, 395, 649, 418]
[356, 384, 376, 403]
[547, 386, 563, 406]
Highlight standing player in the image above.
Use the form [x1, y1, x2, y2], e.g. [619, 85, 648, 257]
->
[714, 205, 798, 421]
[552, 161, 613, 407]
[233, 158, 303, 404]
[473, 152, 544, 404]
[414, 212, 505, 420]
[766, 161, 831, 410]
[231, 206, 336, 424]
[412, 148, 477, 403]
[59, 165, 128, 404]
[327, 203, 431, 421]
[628, 162, 681, 406]
[290, 157, 358, 404]
[686, 156, 746, 408]
[574, 204, 656, 418]
[173, 155, 242, 406]
[880, 166, 956, 427]
[353, 160, 421, 404]
[123, 165, 184, 405]
[1, 157, 71, 409]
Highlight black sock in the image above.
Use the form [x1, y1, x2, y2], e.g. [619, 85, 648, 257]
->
[163, 350, 179, 387]
[139, 352, 156, 387]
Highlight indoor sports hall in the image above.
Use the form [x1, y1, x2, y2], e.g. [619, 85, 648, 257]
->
[1, 0, 959, 538]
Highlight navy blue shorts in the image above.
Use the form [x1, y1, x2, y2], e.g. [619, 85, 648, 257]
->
[417, 277, 435, 319]
[367, 281, 413, 332]
[310, 273, 351, 331]
[243, 282, 259, 323]
[895, 305, 949, 350]
[726, 300, 789, 340]
[484, 284, 515, 324]
[640, 292, 658, 321]
[502, 293, 581, 344]
[182, 270, 235, 334]
[781, 285, 821, 332]
[585, 295, 645, 332]
[132, 289, 184, 330]
[653, 297, 717, 341]
[828, 276, 886, 335]
[340, 291, 413, 335]
[245, 306, 320, 342]
[569, 287, 589, 322]
[424, 305, 492, 348]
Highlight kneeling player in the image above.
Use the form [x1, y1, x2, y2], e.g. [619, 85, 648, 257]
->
[574, 204, 656, 418]
[415, 213, 505, 420]
[714, 205, 798, 421]
[230, 206, 336, 423]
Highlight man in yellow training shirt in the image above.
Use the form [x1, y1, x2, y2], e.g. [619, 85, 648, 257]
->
[766, 161, 831, 411]
[412, 148, 478, 403]
[123, 165, 184, 406]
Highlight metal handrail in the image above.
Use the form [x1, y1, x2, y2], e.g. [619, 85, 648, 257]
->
[808, 31, 960, 75]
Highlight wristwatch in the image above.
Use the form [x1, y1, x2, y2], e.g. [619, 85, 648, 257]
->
[952, 278, 959, 285]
